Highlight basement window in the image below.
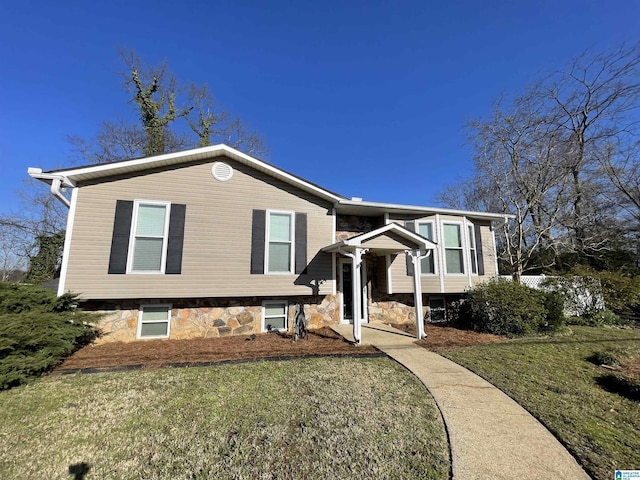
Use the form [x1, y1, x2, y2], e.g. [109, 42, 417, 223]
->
[137, 304, 171, 339]
[262, 301, 288, 332]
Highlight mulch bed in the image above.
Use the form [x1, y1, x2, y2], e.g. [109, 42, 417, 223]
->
[387, 322, 508, 349]
[55, 324, 508, 374]
[55, 327, 381, 373]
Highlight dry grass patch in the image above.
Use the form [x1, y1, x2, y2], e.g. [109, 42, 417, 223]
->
[0, 357, 449, 480]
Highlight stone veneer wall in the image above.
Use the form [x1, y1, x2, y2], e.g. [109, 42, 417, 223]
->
[368, 293, 417, 324]
[85, 294, 340, 343]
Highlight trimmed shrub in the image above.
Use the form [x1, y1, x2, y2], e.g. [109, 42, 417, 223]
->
[0, 283, 98, 390]
[587, 350, 621, 367]
[543, 291, 566, 332]
[460, 279, 565, 337]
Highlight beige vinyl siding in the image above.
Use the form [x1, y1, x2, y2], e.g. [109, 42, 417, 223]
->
[478, 223, 497, 277]
[387, 215, 498, 294]
[361, 232, 417, 251]
[65, 158, 334, 300]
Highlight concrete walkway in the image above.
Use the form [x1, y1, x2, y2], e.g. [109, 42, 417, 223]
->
[332, 323, 590, 480]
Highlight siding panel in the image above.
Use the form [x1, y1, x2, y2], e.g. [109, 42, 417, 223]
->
[388, 215, 498, 294]
[65, 158, 335, 299]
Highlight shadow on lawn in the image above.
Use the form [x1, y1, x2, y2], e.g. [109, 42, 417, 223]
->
[596, 373, 640, 401]
[68, 462, 90, 479]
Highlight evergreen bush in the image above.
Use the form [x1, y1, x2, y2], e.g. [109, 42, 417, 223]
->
[460, 279, 565, 337]
[0, 283, 98, 390]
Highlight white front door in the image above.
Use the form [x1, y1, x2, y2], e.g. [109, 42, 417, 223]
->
[338, 258, 368, 324]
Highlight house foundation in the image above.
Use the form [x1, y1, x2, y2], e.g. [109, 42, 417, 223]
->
[84, 295, 341, 343]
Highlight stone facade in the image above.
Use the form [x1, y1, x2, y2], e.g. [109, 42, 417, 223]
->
[335, 214, 384, 241]
[368, 293, 417, 325]
[85, 294, 340, 344]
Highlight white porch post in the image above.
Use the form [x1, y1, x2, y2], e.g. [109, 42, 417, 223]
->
[338, 247, 367, 344]
[407, 249, 432, 339]
[352, 248, 363, 344]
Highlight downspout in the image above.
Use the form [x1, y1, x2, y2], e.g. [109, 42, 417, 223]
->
[50, 178, 71, 208]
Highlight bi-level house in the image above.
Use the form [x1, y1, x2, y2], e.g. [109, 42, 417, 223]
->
[29, 145, 508, 343]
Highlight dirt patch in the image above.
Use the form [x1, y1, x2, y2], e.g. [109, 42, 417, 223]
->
[56, 327, 380, 372]
[386, 322, 508, 349]
[620, 359, 640, 380]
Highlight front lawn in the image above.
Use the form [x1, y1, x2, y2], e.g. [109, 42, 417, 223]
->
[437, 326, 640, 480]
[0, 357, 449, 480]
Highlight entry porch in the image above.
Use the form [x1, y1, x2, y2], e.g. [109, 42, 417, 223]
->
[323, 223, 436, 343]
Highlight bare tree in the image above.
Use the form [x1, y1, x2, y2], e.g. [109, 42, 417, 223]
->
[186, 84, 268, 157]
[120, 50, 194, 157]
[441, 44, 640, 277]
[538, 44, 640, 253]
[69, 51, 269, 165]
[463, 95, 571, 280]
[0, 222, 29, 282]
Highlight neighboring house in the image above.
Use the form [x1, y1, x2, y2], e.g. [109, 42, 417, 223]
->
[28, 145, 509, 343]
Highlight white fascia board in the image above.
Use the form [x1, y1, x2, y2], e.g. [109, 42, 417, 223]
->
[322, 223, 437, 252]
[337, 199, 514, 222]
[35, 144, 343, 203]
[27, 170, 76, 187]
[345, 223, 437, 249]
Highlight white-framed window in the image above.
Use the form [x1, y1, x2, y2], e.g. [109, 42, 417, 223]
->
[428, 297, 447, 323]
[417, 221, 436, 275]
[468, 224, 478, 275]
[443, 222, 464, 274]
[127, 200, 171, 273]
[262, 301, 288, 332]
[137, 304, 171, 339]
[265, 210, 294, 274]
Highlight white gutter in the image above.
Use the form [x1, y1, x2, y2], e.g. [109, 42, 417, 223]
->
[49, 178, 70, 208]
[27, 168, 75, 209]
[336, 199, 515, 222]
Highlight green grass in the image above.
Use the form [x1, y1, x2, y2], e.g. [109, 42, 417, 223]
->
[437, 326, 640, 480]
[0, 357, 449, 480]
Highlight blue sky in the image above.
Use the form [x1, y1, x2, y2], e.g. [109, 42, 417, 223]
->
[1, 0, 639, 215]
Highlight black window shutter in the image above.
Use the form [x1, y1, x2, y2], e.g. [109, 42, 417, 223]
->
[165, 204, 186, 274]
[108, 200, 134, 274]
[405, 221, 415, 276]
[295, 213, 307, 274]
[474, 224, 485, 276]
[251, 210, 266, 274]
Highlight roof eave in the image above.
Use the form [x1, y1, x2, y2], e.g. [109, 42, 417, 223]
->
[29, 144, 344, 204]
[336, 199, 514, 222]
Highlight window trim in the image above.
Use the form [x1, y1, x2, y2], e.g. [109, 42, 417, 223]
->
[126, 200, 171, 274]
[264, 209, 295, 275]
[442, 221, 465, 275]
[467, 222, 478, 275]
[416, 220, 437, 276]
[262, 300, 289, 332]
[137, 303, 172, 339]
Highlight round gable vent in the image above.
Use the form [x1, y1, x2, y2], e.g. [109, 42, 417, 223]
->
[211, 162, 233, 181]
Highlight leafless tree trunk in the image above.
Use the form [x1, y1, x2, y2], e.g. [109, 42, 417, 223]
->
[441, 44, 640, 276]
